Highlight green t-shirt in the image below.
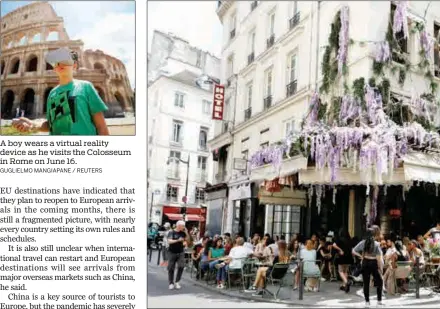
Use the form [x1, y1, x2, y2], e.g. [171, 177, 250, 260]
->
[210, 247, 225, 258]
[46, 79, 108, 135]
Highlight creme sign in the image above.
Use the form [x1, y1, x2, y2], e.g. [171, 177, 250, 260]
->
[212, 84, 225, 120]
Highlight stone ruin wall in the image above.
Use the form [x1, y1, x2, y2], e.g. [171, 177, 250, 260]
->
[0, 1, 134, 119]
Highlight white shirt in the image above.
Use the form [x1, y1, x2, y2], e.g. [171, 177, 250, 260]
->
[268, 243, 279, 256]
[228, 245, 253, 269]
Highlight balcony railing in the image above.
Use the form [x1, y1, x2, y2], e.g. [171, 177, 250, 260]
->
[286, 80, 298, 98]
[198, 144, 208, 152]
[222, 121, 229, 133]
[167, 164, 180, 179]
[247, 52, 255, 65]
[244, 107, 252, 121]
[266, 35, 275, 49]
[264, 95, 272, 110]
[251, 1, 258, 11]
[230, 29, 236, 40]
[169, 139, 183, 147]
[289, 12, 300, 30]
[196, 169, 207, 182]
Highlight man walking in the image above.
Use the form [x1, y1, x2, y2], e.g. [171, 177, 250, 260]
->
[12, 47, 109, 135]
[167, 220, 190, 290]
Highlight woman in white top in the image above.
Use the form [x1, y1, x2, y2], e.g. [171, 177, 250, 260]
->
[301, 239, 321, 291]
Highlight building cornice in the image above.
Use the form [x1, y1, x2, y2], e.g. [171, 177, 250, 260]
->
[216, 1, 233, 22]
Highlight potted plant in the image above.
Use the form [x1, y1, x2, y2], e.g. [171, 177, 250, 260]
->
[428, 238, 440, 263]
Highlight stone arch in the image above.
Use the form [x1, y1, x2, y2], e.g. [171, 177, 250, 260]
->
[31, 33, 41, 43]
[10, 58, 20, 74]
[114, 91, 126, 110]
[94, 86, 106, 102]
[18, 35, 27, 46]
[43, 87, 54, 114]
[1, 90, 15, 119]
[1, 60, 5, 76]
[47, 31, 59, 41]
[21, 88, 35, 117]
[7, 41, 14, 49]
[94, 62, 104, 70]
[26, 55, 38, 72]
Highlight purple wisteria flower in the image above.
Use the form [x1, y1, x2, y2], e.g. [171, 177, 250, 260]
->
[375, 41, 391, 63]
[393, 1, 408, 39]
[337, 6, 350, 74]
[420, 29, 433, 59]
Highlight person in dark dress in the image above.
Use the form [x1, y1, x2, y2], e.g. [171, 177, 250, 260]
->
[332, 228, 354, 292]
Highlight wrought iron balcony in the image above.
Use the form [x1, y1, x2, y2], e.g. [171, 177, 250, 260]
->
[286, 80, 298, 98]
[247, 52, 255, 65]
[264, 95, 272, 110]
[251, 1, 258, 11]
[244, 107, 252, 121]
[266, 35, 275, 49]
[230, 29, 236, 40]
[289, 12, 300, 30]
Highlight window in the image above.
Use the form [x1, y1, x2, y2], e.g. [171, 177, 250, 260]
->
[435, 23, 440, 77]
[230, 13, 236, 37]
[247, 83, 253, 108]
[202, 100, 211, 114]
[195, 187, 205, 203]
[197, 156, 207, 170]
[199, 127, 208, 150]
[260, 142, 269, 149]
[227, 54, 234, 78]
[174, 92, 184, 108]
[391, 4, 408, 63]
[265, 205, 301, 243]
[287, 53, 297, 83]
[268, 12, 275, 36]
[172, 120, 183, 143]
[249, 31, 256, 53]
[242, 150, 249, 160]
[284, 118, 295, 137]
[290, 1, 298, 17]
[166, 185, 178, 202]
[169, 150, 181, 162]
[265, 69, 273, 97]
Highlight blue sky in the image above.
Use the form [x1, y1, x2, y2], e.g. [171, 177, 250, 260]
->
[1, 1, 135, 87]
[147, 1, 222, 57]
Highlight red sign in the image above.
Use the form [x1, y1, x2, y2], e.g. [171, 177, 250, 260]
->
[212, 84, 225, 120]
[389, 209, 401, 217]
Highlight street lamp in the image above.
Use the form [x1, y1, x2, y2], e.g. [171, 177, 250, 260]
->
[149, 189, 161, 221]
[167, 156, 190, 219]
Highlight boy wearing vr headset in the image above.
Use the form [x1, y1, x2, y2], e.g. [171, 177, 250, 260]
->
[13, 47, 109, 135]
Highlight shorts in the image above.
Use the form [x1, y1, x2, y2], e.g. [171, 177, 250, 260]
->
[338, 264, 349, 273]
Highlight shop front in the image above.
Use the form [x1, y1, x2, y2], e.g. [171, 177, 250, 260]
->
[228, 180, 261, 239]
[162, 206, 207, 236]
[205, 183, 228, 236]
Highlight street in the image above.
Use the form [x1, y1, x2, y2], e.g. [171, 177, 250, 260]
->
[147, 264, 294, 308]
[148, 261, 440, 308]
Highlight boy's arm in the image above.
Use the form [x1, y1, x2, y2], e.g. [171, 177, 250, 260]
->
[92, 112, 109, 135]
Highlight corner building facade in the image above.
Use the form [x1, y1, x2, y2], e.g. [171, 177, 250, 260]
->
[209, 1, 440, 240]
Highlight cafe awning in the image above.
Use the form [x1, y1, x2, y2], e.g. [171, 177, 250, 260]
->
[165, 213, 183, 221]
[403, 151, 440, 184]
[298, 152, 440, 186]
[258, 186, 307, 206]
[250, 155, 307, 182]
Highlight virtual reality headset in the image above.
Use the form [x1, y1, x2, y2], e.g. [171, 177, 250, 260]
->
[45, 47, 78, 67]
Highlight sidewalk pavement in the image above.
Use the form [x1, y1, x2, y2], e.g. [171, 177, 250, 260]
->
[148, 254, 440, 308]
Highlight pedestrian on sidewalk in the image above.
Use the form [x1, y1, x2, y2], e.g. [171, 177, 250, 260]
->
[160, 222, 171, 267]
[167, 220, 190, 290]
[352, 225, 384, 308]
